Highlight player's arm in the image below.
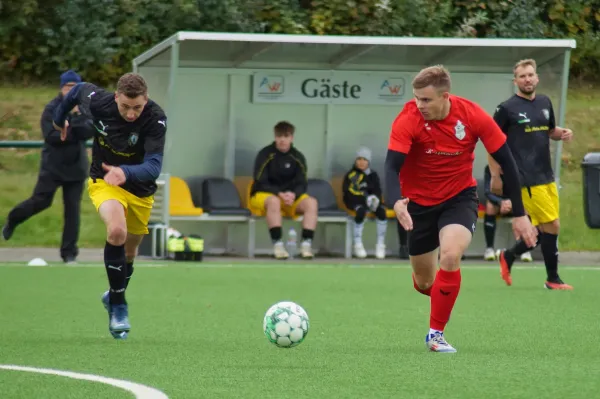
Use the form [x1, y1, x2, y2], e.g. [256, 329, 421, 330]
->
[290, 151, 308, 199]
[119, 117, 166, 182]
[546, 101, 573, 141]
[41, 102, 73, 144]
[384, 150, 406, 206]
[342, 171, 362, 205]
[476, 110, 526, 217]
[383, 111, 413, 206]
[252, 149, 280, 195]
[52, 83, 99, 128]
[549, 130, 562, 140]
[483, 167, 503, 206]
[68, 112, 94, 141]
[488, 104, 509, 177]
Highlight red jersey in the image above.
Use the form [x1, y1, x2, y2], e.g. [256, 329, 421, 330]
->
[388, 95, 506, 206]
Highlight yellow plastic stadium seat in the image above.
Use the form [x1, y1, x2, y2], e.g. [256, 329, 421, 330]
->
[169, 176, 204, 216]
[233, 176, 253, 209]
[385, 208, 395, 219]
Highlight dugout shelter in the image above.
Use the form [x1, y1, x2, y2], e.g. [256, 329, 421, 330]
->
[132, 31, 576, 258]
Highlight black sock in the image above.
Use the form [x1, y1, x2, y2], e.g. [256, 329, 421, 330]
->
[104, 241, 127, 305]
[505, 228, 541, 270]
[397, 221, 407, 246]
[302, 229, 314, 241]
[484, 214, 496, 248]
[269, 227, 282, 243]
[124, 261, 134, 289]
[541, 233, 559, 281]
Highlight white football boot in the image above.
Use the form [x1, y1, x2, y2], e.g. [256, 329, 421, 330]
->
[273, 242, 289, 260]
[426, 331, 457, 353]
[484, 247, 496, 261]
[353, 242, 367, 258]
[520, 251, 533, 262]
[300, 240, 314, 259]
[375, 243, 386, 259]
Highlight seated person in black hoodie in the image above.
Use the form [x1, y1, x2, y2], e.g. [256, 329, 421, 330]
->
[249, 121, 318, 259]
[2, 70, 94, 263]
[342, 147, 388, 259]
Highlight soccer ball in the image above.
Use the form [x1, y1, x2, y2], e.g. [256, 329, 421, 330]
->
[263, 301, 309, 348]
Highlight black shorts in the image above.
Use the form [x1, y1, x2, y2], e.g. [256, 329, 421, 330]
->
[407, 187, 479, 256]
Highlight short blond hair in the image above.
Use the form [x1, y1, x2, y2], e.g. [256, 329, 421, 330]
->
[513, 59, 537, 77]
[412, 65, 451, 92]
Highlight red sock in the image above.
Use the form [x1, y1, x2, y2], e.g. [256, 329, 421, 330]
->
[412, 273, 432, 296]
[430, 268, 461, 331]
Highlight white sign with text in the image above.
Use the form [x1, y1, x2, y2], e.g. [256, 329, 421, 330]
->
[252, 72, 411, 105]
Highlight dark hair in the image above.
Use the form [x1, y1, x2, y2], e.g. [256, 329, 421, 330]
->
[117, 73, 148, 98]
[274, 121, 295, 136]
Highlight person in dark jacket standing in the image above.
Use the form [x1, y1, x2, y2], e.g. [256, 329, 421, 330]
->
[342, 147, 388, 259]
[2, 70, 93, 263]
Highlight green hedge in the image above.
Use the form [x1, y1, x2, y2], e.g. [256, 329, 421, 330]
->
[1, 0, 599, 85]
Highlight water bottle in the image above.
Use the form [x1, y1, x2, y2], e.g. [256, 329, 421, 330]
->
[287, 228, 297, 259]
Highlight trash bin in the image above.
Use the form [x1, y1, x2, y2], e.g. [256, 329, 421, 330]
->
[581, 152, 600, 229]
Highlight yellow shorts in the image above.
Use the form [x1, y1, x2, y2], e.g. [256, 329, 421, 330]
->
[249, 192, 309, 218]
[521, 182, 559, 226]
[88, 178, 154, 235]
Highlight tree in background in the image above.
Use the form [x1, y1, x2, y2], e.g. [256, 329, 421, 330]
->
[0, 0, 598, 85]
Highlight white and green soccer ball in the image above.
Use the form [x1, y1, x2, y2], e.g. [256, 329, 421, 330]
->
[263, 301, 309, 348]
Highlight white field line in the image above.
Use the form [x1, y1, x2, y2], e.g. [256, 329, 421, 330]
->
[0, 364, 168, 398]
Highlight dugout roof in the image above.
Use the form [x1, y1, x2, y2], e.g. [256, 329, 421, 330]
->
[133, 31, 576, 73]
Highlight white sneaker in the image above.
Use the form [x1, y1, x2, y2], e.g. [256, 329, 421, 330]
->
[300, 241, 314, 259]
[353, 242, 367, 258]
[375, 243, 386, 259]
[520, 251, 533, 262]
[425, 331, 457, 353]
[484, 247, 496, 261]
[273, 242, 289, 259]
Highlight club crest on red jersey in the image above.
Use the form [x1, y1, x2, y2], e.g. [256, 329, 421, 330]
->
[454, 120, 466, 140]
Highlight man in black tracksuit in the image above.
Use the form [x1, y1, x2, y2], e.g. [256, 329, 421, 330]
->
[249, 121, 318, 259]
[2, 70, 94, 263]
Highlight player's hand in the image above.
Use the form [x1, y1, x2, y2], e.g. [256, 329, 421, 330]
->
[102, 163, 126, 186]
[393, 198, 413, 231]
[278, 192, 294, 206]
[53, 120, 69, 141]
[490, 175, 503, 195]
[287, 192, 296, 204]
[500, 200, 512, 214]
[511, 215, 538, 248]
[560, 128, 573, 142]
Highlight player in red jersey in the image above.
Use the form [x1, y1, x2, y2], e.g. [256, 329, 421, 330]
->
[384, 65, 538, 353]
